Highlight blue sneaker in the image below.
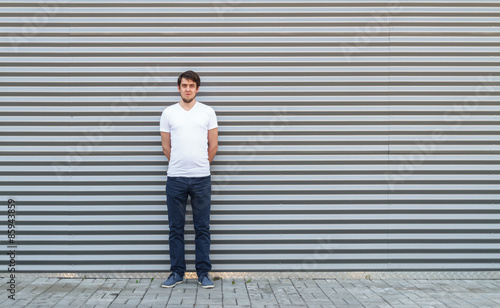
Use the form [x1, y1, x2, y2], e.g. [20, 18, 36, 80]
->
[198, 275, 214, 289]
[161, 272, 183, 288]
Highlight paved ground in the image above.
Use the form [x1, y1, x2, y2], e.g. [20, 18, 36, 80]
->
[1, 276, 499, 308]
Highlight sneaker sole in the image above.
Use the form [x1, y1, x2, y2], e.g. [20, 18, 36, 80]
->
[161, 280, 183, 288]
[198, 281, 214, 289]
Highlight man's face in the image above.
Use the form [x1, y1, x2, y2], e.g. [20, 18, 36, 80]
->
[178, 77, 199, 104]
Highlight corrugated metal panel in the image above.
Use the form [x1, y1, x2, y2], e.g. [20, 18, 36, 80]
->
[1, 0, 499, 273]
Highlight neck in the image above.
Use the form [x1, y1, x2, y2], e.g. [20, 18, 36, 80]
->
[179, 100, 196, 111]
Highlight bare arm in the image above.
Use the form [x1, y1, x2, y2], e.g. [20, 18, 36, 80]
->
[161, 131, 171, 160]
[208, 128, 218, 164]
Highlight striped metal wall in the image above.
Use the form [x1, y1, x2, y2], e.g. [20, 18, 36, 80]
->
[1, 0, 499, 274]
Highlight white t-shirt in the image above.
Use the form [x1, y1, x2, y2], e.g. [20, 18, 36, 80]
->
[159, 101, 218, 177]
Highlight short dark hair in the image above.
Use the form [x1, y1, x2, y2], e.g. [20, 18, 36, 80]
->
[177, 70, 201, 89]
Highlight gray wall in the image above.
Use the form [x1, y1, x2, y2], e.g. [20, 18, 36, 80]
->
[1, 0, 499, 273]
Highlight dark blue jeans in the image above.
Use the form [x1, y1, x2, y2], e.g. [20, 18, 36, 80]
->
[166, 176, 212, 277]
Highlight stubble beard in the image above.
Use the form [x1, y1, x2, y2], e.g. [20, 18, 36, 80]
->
[181, 94, 196, 104]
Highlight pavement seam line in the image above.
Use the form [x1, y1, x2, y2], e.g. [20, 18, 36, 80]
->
[312, 278, 337, 307]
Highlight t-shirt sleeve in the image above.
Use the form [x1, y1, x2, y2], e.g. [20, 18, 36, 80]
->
[159, 109, 170, 133]
[208, 107, 218, 130]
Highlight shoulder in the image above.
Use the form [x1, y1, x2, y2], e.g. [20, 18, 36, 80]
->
[196, 102, 216, 114]
[161, 103, 179, 115]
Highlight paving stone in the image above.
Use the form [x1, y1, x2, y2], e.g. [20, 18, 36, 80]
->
[51, 278, 105, 307]
[0, 277, 12, 298]
[0, 277, 38, 307]
[24, 278, 80, 308]
[136, 280, 169, 308]
[268, 278, 306, 307]
[9, 278, 59, 307]
[166, 279, 199, 306]
[246, 279, 279, 307]
[109, 278, 151, 307]
[293, 279, 334, 306]
[80, 278, 128, 307]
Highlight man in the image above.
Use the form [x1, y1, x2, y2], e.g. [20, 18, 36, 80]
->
[159, 70, 218, 289]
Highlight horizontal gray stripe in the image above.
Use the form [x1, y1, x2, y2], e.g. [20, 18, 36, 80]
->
[1, 160, 499, 166]
[11, 209, 500, 215]
[13, 239, 500, 245]
[1, 131, 499, 136]
[2, 42, 500, 48]
[3, 22, 500, 27]
[3, 180, 500, 186]
[2, 92, 500, 97]
[1, 2, 499, 7]
[11, 259, 500, 266]
[2, 12, 500, 18]
[3, 100, 500, 106]
[2, 81, 500, 86]
[3, 62, 500, 67]
[15, 229, 500, 235]
[1, 121, 497, 126]
[9, 219, 500, 225]
[1, 141, 499, 146]
[10, 250, 500, 256]
[0, 170, 497, 177]
[3, 32, 500, 37]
